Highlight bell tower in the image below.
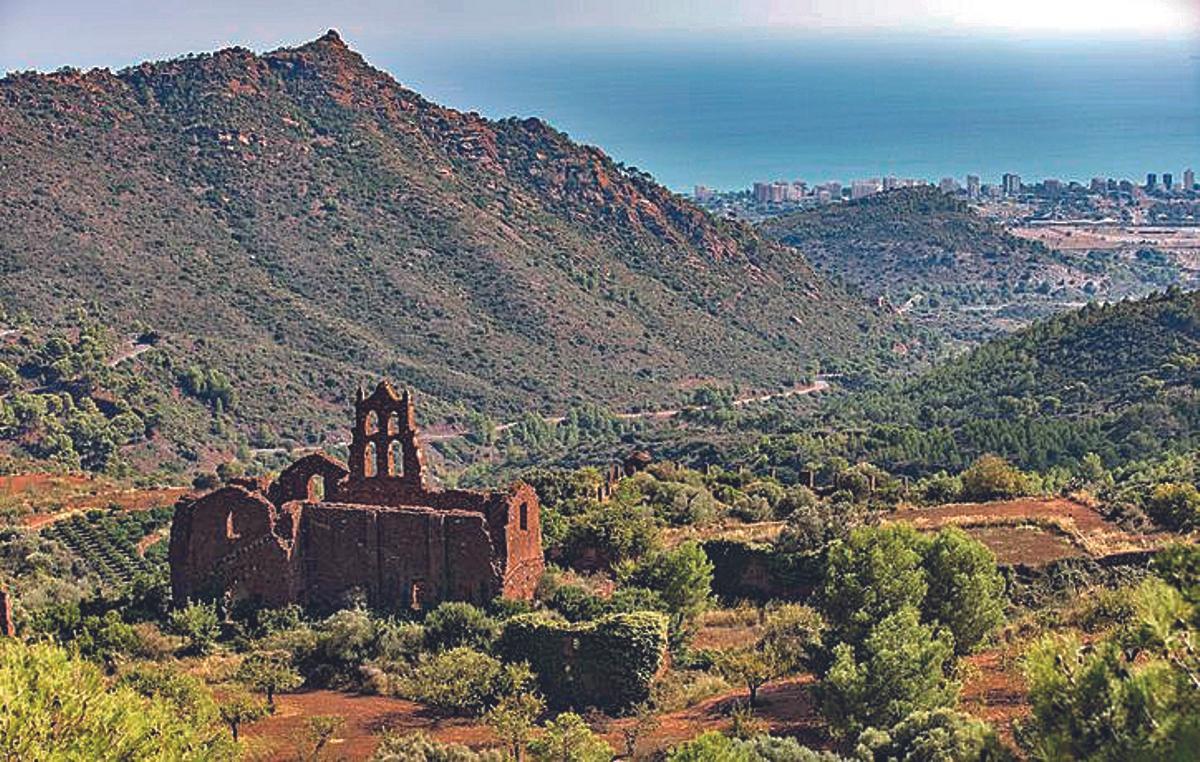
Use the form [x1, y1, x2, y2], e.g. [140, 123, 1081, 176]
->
[348, 380, 426, 487]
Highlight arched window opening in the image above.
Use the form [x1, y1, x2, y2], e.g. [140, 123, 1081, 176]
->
[364, 411, 379, 436]
[389, 440, 404, 478]
[519, 502, 528, 531]
[307, 474, 325, 502]
[226, 511, 240, 540]
[388, 412, 400, 436]
[364, 442, 377, 478]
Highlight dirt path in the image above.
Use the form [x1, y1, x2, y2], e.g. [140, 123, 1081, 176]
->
[21, 486, 189, 529]
[107, 340, 154, 367]
[244, 676, 828, 761]
[136, 526, 170, 556]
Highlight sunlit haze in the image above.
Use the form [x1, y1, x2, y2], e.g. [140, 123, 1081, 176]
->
[1, 0, 1197, 72]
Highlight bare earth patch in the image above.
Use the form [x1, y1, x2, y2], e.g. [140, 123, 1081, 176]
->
[890, 497, 1168, 566]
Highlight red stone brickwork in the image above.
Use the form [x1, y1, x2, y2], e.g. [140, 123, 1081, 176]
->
[170, 381, 543, 610]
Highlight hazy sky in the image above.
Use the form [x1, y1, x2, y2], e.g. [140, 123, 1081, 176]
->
[1, 0, 1197, 72]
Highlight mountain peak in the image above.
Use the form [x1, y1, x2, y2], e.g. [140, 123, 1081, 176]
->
[313, 29, 347, 48]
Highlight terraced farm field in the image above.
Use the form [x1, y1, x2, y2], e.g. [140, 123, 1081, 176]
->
[890, 497, 1167, 566]
[40, 506, 174, 587]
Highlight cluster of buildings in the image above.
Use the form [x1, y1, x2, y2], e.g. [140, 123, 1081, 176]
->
[693, 166, 1197, 220]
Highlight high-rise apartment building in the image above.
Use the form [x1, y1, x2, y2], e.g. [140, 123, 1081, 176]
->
[966, 175, 981, 199]
[1185, 169, 1196, 191]
[1002, 173, 1021, 196]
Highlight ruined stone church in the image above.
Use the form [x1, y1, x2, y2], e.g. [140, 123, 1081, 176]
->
[169, 381, 543, 610]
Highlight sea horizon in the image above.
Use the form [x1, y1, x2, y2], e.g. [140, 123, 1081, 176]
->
[371, 32, 1200, 192]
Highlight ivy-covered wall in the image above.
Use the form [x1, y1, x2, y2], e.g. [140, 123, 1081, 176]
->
[702, 540, 822, 602]
[498, 611, 668, 711]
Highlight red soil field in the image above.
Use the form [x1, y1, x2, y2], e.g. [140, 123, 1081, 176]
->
[1, 471, 190, 529]
[246, 657, 1028, 762]
[244, 676, 833, 761]
[964, 525, 1084, 566]
[893, 497, 1116, 533]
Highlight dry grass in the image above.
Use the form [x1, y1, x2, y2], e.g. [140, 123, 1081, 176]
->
[662, 519, 785, 548]
[890, 497, 1170, 565]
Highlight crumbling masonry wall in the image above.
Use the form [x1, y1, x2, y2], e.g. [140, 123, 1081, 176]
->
[169, 381, 544, 611]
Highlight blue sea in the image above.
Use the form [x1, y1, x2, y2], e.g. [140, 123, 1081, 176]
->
[373, 33, 1199, 192]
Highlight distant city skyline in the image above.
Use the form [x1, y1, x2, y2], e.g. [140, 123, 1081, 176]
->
[2, 4, 1194, 194]
[725, 167, 1198, 194]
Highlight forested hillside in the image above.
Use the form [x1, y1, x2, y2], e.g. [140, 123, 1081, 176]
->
[754, 288, 1200, 475]
[0, 32, 892, 467]
[761, 188, 1180, 344]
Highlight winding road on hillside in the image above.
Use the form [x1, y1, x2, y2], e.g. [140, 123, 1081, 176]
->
[251, 377, 832, 454]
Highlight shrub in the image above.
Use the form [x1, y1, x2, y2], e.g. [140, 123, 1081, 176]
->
[1145, 482, 1200, 531]
[236, 649, 303, 711]
[547, 584, 610, 622]
[921, 527, 1006, 654]
[667, 732, 846, 761]
[776, 499, 867, 554]
[959, 455, 1029, 501]
[818, 607, 958, 737]
[168, 601, 220, 655]
[620, 541, 713, 623]
[527, 712, 613, 762]
[1021, 632, 1199, 760]
[918, 472, 962, 504]
[499, 611, 668, 711]
[399, 647, 524, 716]
[717, 605, 823, 706]
[856, 709, 1012, 762]
[75, 610, 141, 667]
[485, 691, 545, 761]
[561, 502, 661, 569]
[423, 602, 499, 652]
[117, 662, 220, 727]
[218, 690, 268, 743]
[371, 732, 505, 761]
[775, 484, 819, 518]
[1152, 543, 1200, 605]
[294, 607, 384, 688]
[818, 525, 928, 650]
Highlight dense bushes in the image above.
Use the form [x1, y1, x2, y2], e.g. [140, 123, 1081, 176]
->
[399, 648, 527, 716]
[1144, 482, 1200, 531]
[812, 524, 1006, 738]
[1018, 578, 1199, 760]
[958, 455, 1036, 502]
[856, 708, 1012, 762]
[703, 540, 824, 602]
[667, 732, 847, 761]
[0, 640, 234, 759]
[176, 366, 234, 410]
[498, 611, 668, 711]
[423, 602, 500, 652]
[820, 608, 958, 737]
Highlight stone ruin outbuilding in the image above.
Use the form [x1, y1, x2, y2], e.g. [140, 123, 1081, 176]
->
[169, 381, 544, 611]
